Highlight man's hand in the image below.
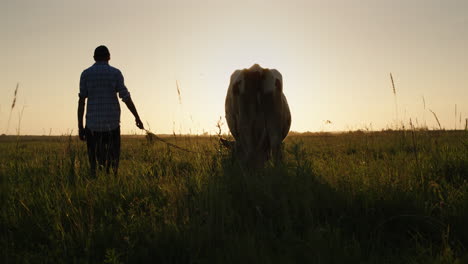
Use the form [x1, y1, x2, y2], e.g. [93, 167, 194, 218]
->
[79, 127, 86, 141]
[135, 118, 144, 130]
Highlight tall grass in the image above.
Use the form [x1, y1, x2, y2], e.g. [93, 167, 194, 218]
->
[176, 80, 182, 105]
[390, 73, 399, 128]
[5, 83, 19, 135]
[1, 131, 467, 263]
[422, 95, 427, 129]
[429, 109, 443, 130]
[1, 73, 467, 263]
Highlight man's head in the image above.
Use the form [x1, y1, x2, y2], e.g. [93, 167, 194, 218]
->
[94, 45, 110, 61]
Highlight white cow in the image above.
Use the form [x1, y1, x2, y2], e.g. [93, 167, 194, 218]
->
[224, 64, 291, 165]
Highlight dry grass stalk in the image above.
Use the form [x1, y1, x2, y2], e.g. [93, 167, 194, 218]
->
[5, 83, 19, 134]
[176, 80, 182, 104]
[390, 73, 396, 95]
[460, 113, 462, 128]
[390, 73, 399, 128]
[12, 83, 19, 109]
[454, 104, 457, 130]
[429, 109, 442, 130]
[421, 95, 427, 129]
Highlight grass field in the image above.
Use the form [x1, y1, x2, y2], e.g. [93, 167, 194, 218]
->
[1, 130, 467, 263]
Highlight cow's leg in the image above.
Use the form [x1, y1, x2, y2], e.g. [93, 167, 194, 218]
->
[271, 142, 283, 164]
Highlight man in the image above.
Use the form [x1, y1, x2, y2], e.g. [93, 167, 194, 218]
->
[78, 45, 144, 176]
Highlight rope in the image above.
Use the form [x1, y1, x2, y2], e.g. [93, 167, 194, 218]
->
[144, 129, 215, 155]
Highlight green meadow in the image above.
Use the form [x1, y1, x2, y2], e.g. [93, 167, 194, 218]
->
[1, 130, 467, 263]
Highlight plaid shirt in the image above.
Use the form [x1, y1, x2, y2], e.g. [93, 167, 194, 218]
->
[79, 62, 131, 131]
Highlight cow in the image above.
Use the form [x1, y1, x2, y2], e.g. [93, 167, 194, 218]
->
[224, 64, 291, 166]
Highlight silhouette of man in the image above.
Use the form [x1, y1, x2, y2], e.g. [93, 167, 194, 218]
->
[78, 45, 144, 176]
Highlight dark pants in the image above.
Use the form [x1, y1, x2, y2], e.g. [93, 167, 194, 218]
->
[85, 127, 121, 176]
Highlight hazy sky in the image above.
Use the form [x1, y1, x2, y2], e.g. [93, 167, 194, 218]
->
[1, 0, 467, 135]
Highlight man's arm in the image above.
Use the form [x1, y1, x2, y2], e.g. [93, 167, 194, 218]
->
[78, 97, 86, 140]
[115, 70, 144, 130]
[124, 98, 144, 129]
[78, 70, 88, 141]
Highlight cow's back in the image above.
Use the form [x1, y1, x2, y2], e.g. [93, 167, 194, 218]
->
[224, 64, 291, 164]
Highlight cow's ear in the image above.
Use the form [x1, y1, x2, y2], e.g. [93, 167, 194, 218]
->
[275, 79, 282, 93]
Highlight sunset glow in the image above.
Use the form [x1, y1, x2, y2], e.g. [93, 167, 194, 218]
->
[1, 0, 467, 135]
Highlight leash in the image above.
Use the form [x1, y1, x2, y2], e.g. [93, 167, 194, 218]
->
[144, 129, 215, 154]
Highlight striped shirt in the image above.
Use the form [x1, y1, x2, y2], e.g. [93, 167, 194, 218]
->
[79, 62, 131, 131]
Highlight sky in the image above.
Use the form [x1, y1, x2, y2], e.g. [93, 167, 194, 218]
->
[1, 0, 467, 135]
